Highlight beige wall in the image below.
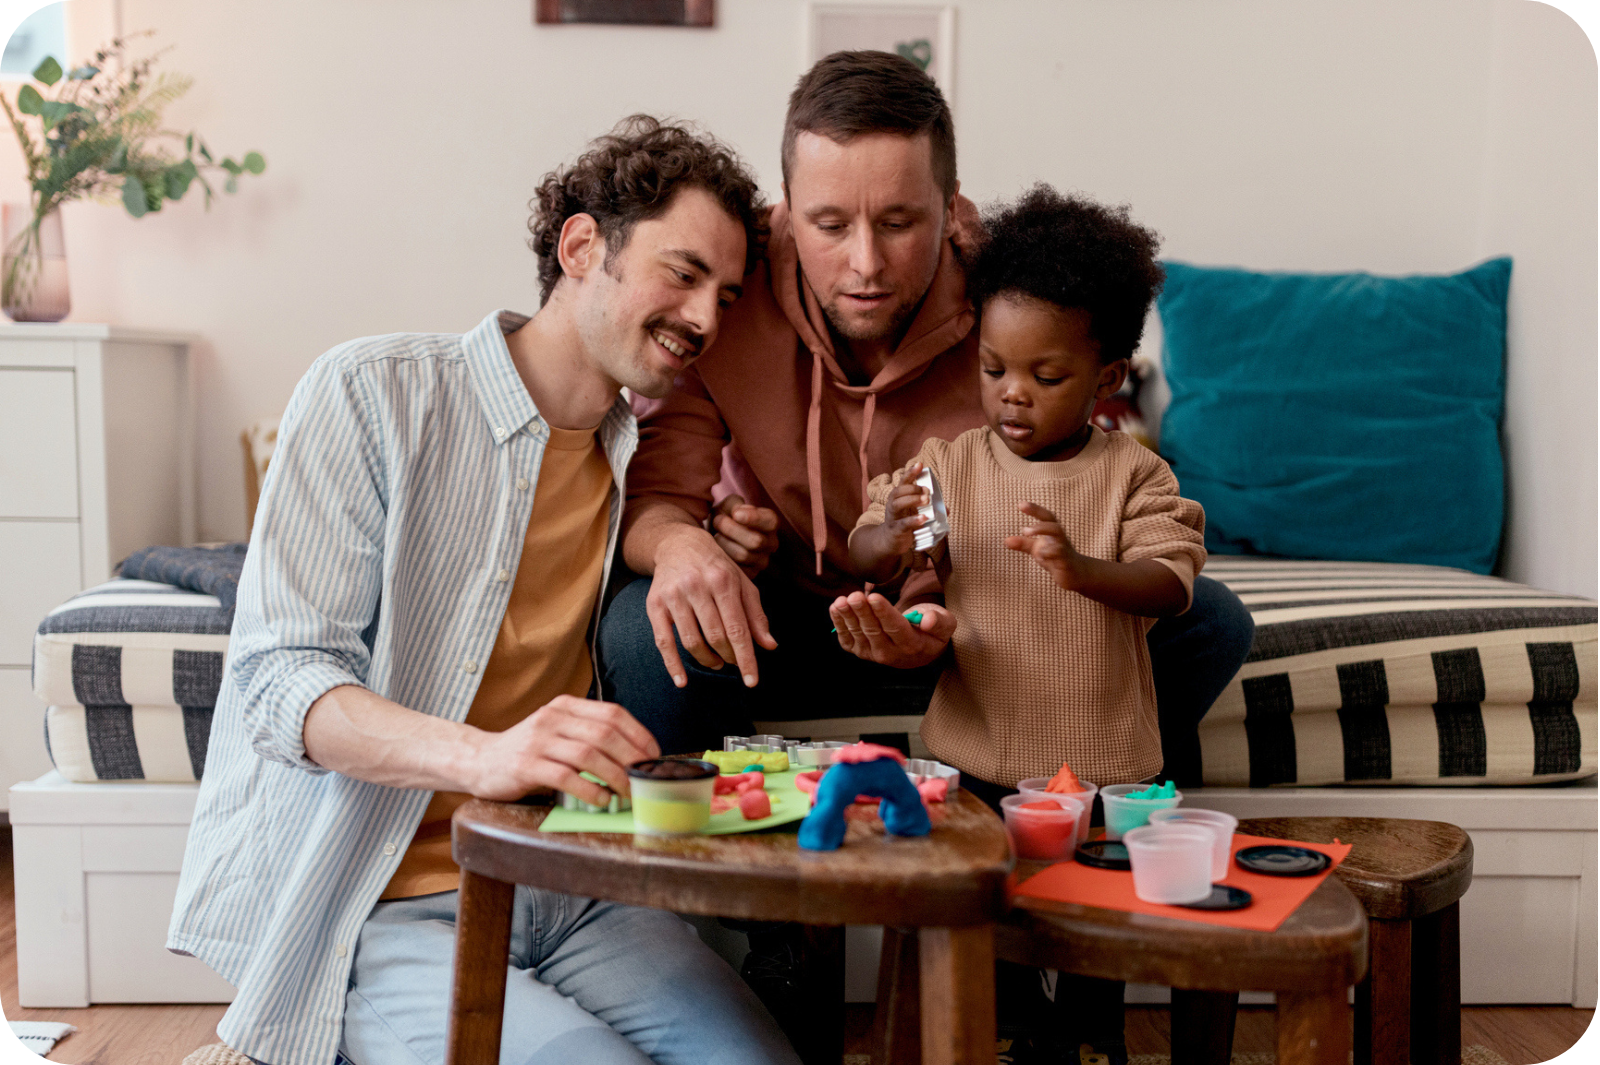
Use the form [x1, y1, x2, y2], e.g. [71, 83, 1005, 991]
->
[4, 0, 1592, 594]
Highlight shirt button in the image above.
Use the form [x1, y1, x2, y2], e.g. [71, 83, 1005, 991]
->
[382, 843, 396, 856]
[335, 943, 348, 958]
[463, 659, 478, 673]
[497, 569, 510, 583]
[517, 477, 530, 491]
[494, 427, 506, 439]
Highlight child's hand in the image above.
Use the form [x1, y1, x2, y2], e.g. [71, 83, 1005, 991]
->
[881, 462, 931, 555]
[1003, 501, 1086, 591]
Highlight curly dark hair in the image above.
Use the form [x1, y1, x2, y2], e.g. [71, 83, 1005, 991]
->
[967, 184, 1164, 364]
[528, 114, 767, 305]
[782, 50, 956, 198]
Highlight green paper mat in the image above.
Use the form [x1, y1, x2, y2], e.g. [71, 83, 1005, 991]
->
[540, 768, 810, 835]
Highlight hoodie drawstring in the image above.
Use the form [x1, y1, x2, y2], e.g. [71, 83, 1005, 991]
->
[807, 353, 826, 577]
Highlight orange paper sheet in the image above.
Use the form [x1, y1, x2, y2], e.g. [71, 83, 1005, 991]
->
[1010, 832, 1353, 932]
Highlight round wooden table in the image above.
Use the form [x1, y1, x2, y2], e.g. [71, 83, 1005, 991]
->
[443, 789, 1012, 1065]
[997, 861, 1369, 1065]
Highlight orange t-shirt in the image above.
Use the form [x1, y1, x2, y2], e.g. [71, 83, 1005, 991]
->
[381, 424, 612, 899]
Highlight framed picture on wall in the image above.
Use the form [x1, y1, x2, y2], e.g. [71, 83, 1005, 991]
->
[534, 0, 714, 26]
[805, 4, 955, 100]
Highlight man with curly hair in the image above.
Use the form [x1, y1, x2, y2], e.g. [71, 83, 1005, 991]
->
[168, 116, 800, 1065]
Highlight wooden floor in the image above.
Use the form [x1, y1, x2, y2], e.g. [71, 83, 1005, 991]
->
[2, 825, 1592, 1064]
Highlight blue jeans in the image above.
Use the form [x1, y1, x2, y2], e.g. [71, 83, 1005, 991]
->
[333, 888, 800, 1065]
[599, 573, 1255, 786]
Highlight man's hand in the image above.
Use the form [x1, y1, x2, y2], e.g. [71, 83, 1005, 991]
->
[710, 494, 780, 579]
[1003, 501, 1086, 590]
[827, 591, 955, 669]
[646, 523, 779, 688]
[467, 695, 660, 805]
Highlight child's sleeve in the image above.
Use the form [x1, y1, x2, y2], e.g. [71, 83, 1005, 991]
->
[850, 439, 945, 537]
[1119, 451, 1207, 613]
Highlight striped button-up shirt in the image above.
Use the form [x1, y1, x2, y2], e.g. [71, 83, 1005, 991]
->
[168, 310, 638, 1065]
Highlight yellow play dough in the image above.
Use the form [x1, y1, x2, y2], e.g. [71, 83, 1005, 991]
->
[632, 796, 712, 834]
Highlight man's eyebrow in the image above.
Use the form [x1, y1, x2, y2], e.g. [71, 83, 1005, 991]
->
[667, 248, 742, 300]
[803, 202, 926, 218]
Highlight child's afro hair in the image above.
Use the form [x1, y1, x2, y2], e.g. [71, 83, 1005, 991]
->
[967, 184, 1164, 364]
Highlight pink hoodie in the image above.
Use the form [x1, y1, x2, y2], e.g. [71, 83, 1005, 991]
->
[626, 196, 985, 599]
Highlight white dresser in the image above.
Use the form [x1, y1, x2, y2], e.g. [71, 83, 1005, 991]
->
[0, 325, 195, 811]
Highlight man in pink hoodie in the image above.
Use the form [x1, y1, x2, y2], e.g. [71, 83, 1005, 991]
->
[602, 51, 1252, 787]
[600, 52, 1255, 1064]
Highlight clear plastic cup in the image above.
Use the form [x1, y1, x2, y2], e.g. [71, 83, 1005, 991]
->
[1148, 807, 1239, 881]
[1000, 793, 1085, 862]
[1099, 782, 1182, 841]
[626, 758, 718, 836]
[1123, 824, 1214, 904]
[1016, 777, 1099, 849]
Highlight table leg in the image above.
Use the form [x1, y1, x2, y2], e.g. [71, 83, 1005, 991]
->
[445, 871, 515, 1065]
[1276, 989, 1352, 1065]
[1410, 903, 1462, 1065]
[1170, 988, 1239, 1065]
[1357, 917, 1412, 1065]
[795, 924, 845, 1065]
[871, 927, 922, 1065]
[919, 925, 996, 1065]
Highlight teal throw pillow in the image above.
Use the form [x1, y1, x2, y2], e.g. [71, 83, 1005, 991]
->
[1157, 257, 1511, 574]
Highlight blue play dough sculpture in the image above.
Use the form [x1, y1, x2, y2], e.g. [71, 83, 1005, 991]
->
[798, 757, 932, 851]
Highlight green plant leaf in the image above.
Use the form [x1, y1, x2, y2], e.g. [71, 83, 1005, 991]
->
[16, 84, 42, 115]
[220, 157, 241, 175]
[32, 56, 62, 86]
[105, 140, 127, 174]
[185, 132, 193, 153]
[224, 174, 237, 194]
[38, 101, 83, 124]
[198, 143, 212, 163]
[67, 65, 98, 80]
[242, 151, 264, 174]
[145, 178, 163, 212]
[122, 174, 148, 217]
[164, 159, 196, 199]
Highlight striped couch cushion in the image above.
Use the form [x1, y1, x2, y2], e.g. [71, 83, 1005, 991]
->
[33, 578, 231, 782]
[1198, 557, 1597, 786]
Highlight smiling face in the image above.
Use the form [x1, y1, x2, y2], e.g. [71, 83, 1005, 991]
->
[785, 131, 955, 364]
[576, 185, 748, 399]
[979, 294, 1128, 462]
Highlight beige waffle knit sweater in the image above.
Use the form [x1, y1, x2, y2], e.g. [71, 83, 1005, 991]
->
[856, 426, 1206, 787]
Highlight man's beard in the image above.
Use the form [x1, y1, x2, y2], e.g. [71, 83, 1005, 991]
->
[819, 293, 919, 346]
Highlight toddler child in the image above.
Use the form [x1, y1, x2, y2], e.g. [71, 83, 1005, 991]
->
[836, 184, 1206, 1064]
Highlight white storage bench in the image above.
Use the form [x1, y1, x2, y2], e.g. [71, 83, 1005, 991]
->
[10, 771, 235, 1007]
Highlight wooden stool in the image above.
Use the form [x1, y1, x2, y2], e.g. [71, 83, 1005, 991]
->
[985, 873, 1368, 1065]
[1241, 817, 1474, 1065]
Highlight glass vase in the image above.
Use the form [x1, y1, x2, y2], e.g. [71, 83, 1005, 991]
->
[2, 202, 70, 323]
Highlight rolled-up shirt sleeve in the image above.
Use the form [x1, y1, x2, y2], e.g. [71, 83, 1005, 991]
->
[227, 353, 388, 772]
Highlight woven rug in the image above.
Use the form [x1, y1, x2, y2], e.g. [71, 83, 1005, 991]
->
[1123, 1050, 1510, 1065]
[182, 1045, 251, 1065]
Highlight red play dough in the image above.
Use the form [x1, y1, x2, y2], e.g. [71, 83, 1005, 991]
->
[1007, 807, 1078, 860]
[713, 771, 765, 795]
[710, 795, 739, 815]
[1045, 762, 1084, 794]
[1019, 800, 1061, 810]
[739, 789, 772, 820]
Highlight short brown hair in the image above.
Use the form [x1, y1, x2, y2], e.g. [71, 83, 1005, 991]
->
[528, 114, 767, 304]
[781, 51, 956, 198]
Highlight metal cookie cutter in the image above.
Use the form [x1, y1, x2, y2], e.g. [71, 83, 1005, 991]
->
[723, 734, 788, 753]
[904, 758, 961, 793]
[912, 467, 950, 551]
[786, 740, 852, 767]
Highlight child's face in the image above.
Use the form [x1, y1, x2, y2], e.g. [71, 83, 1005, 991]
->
[979, 295, 1128, 461]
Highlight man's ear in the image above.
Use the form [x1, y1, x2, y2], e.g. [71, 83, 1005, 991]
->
[1097, 358, 1130, 399]
[557, 213, 604, 284]
[945, 179, 961, 218]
